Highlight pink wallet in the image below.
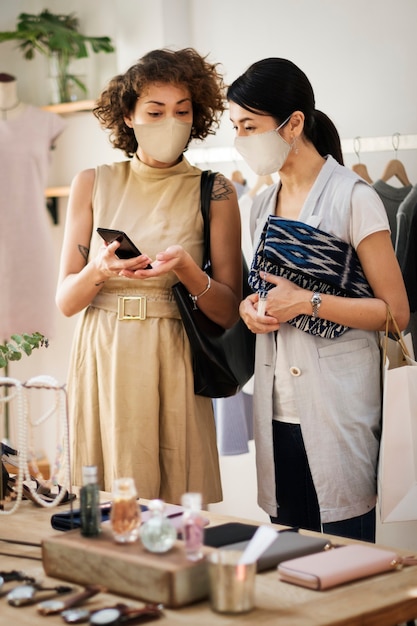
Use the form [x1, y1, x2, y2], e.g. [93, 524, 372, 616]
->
[277, 544, 401, 590]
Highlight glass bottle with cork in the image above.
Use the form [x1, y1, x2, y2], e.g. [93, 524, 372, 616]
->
[80, 465, 101, 537]
[181, 492, 205, 561]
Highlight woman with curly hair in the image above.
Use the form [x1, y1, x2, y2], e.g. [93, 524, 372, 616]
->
[56, 48, 241, 503]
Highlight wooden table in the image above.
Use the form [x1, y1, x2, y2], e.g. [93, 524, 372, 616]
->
[1, 498, 417, 626]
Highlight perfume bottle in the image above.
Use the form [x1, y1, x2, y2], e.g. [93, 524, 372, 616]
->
[139, 499, 177, 553]
[181, 492, 204, 561]
[79, 465, 101, 537]
[110, 477, 141, 543]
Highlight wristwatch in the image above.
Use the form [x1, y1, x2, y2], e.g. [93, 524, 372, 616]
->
[310, 292, 322, 319]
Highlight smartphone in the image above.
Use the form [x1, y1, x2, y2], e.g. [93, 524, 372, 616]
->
[97, 227, 152, 268]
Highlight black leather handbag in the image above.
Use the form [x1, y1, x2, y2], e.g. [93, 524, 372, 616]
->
[172, 170, 255, 398]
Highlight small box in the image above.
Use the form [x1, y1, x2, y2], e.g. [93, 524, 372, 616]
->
[42, 524, 213, 608]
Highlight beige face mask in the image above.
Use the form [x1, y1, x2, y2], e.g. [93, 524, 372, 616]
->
[133, 117, 192, 163]
[234, 114, 292, 175]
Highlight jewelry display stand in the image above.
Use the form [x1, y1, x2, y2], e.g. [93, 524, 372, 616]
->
[0, 375, 72, 514]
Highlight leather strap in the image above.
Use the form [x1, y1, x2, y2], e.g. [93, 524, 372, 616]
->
[200, 169, 217, 272]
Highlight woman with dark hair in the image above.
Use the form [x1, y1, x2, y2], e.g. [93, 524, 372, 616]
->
[228, 58, 409, 541]
[56, 48, 241, 504]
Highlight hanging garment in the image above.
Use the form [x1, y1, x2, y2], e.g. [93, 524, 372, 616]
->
[395, 185, 417, 353]
[373, 179, 413, 245]
[395, 185, 417, 310]
[0, 105, 65, 338]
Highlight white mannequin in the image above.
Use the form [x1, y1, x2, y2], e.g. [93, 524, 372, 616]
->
[0, 73, 26, 120]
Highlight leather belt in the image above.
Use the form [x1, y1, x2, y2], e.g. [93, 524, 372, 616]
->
[90, 291, 181, 320]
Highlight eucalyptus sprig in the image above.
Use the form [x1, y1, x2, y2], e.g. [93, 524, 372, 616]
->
[0, 333, 48, 369]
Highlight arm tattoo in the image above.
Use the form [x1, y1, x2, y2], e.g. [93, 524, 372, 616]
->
[77, 243, 103, 286]
[78, 244, 89, 262]
[211, 173, 234, 201]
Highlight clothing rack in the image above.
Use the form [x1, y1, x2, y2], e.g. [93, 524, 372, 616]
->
[187, 133, 417, 165]
[343, 133, 417, 156]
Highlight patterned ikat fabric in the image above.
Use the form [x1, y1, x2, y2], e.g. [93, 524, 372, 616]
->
[249, 216, 373, 339]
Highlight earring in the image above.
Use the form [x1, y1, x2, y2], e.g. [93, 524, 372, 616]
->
[292, 136, 299, 155]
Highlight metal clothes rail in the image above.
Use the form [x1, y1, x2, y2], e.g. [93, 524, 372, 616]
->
[187, 133, 417, 164]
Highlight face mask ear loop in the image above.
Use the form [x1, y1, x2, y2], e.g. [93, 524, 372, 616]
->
[276, 113, 298, 154]
[275, 113, 292, 133]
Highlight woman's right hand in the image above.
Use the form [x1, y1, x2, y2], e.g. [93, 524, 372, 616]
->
[240, 293, 280, 334]
[96, 239, 153, 279]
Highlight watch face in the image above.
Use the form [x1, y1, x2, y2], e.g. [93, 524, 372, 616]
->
[61, 607, 91, 623]
[37, 598, 65, 614]
[90, 607, 121, 625]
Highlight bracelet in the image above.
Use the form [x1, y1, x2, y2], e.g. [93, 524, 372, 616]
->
[189, 274, 211, 310]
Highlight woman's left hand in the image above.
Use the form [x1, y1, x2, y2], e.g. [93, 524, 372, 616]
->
[260, 272, 309, 321]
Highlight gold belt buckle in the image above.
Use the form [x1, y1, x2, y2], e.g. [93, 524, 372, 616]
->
[117, 296, 147, 320]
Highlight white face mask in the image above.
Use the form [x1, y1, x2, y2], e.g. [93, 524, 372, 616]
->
[234, 115, 292, 175]
[133, 117, 192, 163]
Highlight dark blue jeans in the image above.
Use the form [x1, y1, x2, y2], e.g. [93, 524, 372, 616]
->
[269, 420, 376, 543]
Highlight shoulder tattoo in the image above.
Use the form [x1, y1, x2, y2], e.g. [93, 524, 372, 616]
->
[211, 173, 234, 201]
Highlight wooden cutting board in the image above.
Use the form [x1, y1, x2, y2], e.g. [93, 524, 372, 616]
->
[42, 523, 214, 607]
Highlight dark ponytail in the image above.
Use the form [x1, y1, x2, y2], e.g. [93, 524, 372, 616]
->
[308, 109, 343, 165]
[227, 58, 344, 165]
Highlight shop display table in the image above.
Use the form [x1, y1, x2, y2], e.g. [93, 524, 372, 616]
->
[1, 497, 417, 625]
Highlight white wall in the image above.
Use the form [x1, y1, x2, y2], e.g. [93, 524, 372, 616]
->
[1, 0, 416, 549]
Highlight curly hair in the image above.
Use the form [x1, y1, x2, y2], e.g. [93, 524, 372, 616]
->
[93, 48, 225, 158]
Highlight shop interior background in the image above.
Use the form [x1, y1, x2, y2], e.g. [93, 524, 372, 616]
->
[1, 0, 416, 549]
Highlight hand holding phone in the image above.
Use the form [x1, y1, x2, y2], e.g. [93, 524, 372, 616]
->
[97, 228, 152, 268]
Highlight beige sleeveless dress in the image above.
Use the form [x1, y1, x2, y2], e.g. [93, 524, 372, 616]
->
[67, 156, 222, 505]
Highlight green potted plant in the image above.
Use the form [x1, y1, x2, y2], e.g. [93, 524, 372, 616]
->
[0, 9, 115, 103]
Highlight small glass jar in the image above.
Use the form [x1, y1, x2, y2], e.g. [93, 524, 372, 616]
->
[139, 499, 177, 553]
[110, 477, 141, 543]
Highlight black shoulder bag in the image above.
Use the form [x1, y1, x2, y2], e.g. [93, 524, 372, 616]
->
[172, 170, 256, 398]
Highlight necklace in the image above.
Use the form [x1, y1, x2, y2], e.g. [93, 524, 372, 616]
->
[0, 376, 71, 514]
[0, 100, 21, 120]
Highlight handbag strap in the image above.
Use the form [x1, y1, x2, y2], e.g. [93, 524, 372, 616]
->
[200, 170, 217, 271]
[383, 304, 411, 363]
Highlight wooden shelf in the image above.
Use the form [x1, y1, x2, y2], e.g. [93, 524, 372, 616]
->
[41, 99, 96, 114]
[45, 187, 71, 224]
[45, 186, 71, 198]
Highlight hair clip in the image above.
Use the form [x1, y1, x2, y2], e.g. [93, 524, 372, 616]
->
[59, 602, 163, 625]
[37, 584, 104, 615]
[7, 582, 73, 607]
[89, 602, 163, 625]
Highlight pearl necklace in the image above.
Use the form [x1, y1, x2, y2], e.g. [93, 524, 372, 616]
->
[0, 375, 71, 514]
